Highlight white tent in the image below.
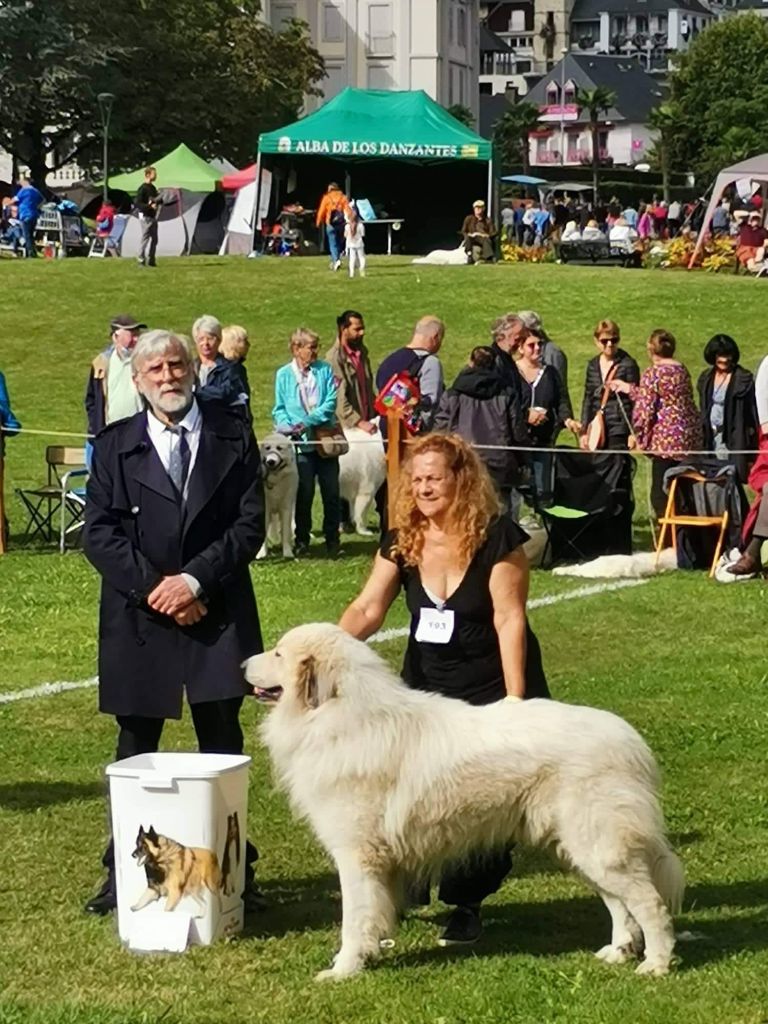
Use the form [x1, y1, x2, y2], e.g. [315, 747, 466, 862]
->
[689, 153, 768, 268]
[219, 168, 273, 255]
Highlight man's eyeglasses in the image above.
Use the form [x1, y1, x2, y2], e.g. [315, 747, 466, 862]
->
[139, 359, 189, 379]
[598, 337, 619, 345]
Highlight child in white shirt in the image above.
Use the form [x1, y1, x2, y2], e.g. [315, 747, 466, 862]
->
[345, 211, 366, 278]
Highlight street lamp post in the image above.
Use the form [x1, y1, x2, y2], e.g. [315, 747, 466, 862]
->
[97, 92, 115, 202]
[559, 47, 568, 167]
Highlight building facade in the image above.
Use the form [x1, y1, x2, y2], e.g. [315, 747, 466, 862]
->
[262, 0, 480, 118]
[523, 52, 664, 167]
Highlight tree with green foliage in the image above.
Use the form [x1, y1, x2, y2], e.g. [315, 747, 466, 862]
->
[575, 86, 617, 204]
[492, 102, 541, 176]
[0, 0, 325, 185]
[666, 12, 768, 182]
[647, 103, 679, 203]
[445, 104, 475, 128]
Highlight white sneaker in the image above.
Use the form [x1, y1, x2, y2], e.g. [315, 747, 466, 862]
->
[333, 259, 341, 271]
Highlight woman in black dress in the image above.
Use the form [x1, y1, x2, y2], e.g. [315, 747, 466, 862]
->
[339, 433, 549, 947]
[697, 333, 757, 484]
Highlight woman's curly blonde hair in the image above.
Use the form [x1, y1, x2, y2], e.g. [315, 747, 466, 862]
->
[392, 433, 501, 567]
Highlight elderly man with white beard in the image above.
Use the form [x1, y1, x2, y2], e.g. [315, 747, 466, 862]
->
[82, 329, 266, 916]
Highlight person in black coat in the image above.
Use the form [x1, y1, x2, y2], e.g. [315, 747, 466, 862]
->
[577, 319, 640, 451]
[697, 334, 757, 484]
[434, 345, 528, 515]
[82, 328, 265, 916]
[489, 313, 527, 396]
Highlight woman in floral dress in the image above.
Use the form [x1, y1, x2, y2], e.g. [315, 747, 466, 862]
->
[610, 329, 702, 519]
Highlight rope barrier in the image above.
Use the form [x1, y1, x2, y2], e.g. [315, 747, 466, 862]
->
[0, 423, 764, 461]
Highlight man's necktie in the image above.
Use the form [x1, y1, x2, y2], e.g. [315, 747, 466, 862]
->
[168, 425, 190, 498]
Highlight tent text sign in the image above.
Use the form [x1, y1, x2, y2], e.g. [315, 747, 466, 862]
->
[267, 136, 482, 160]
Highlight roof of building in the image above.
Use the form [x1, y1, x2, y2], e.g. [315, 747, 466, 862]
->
[731, 0, 768, 8]
[479, 93, 512, 140]
[571, 0, 711, 18]
[480, 23, 510, 53]
[524, 53, 666, 124]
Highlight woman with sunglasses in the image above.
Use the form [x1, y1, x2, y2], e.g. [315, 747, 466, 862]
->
[516, 328, 574, 505]
[576, 320, 640, 451]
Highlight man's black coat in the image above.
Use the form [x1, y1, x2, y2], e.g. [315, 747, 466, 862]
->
[83, 402, 265, 719]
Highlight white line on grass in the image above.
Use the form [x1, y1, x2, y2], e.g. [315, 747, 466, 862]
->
[0, 579, 648, 705]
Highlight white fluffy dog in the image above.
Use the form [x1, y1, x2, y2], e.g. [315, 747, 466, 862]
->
[245, 624, 684, 982]
[338, 426, 386, 535]
[412, 244, 469, 266]
[256, 433, 299, 559]
[552, 548, 678, 579]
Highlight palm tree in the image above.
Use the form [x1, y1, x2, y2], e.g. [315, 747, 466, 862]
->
[574, 86, 617, 204]
[647, 103, 679, 204]
[492, 101, 541, 177]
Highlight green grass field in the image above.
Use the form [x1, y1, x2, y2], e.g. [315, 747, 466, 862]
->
[1, 257, 767, 1024]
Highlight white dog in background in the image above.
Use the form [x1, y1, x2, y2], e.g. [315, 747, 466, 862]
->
[338, 425, 386, 535]
[256, 433, 299, 559]
[552, 548, 677, 579]
[412, 244, 469, 266]
[245, 624, 684, 982]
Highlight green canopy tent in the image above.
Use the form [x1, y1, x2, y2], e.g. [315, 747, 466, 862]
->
[250, 88, 495, 252]
[107, 143, 226, 256]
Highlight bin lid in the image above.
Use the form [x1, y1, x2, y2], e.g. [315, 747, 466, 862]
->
[106, 751, 251, 780]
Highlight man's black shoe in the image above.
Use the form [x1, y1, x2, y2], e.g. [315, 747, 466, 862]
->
[243, 880, 267, 914]
[437, 905, 482, 947]
[84, 880, 116, 916]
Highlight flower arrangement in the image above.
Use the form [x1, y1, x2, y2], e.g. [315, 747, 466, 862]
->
[501, 243, 555, 264]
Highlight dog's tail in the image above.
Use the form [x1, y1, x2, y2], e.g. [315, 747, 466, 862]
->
[652, 841, 685, 915]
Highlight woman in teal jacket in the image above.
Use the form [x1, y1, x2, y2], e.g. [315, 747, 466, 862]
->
[272, 328, 341, 556]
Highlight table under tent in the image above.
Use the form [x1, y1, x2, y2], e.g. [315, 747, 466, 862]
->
[107, 144, 227, 257]
[221, 88, 494, 257]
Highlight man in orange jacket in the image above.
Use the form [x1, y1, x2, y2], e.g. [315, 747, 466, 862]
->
[316, 182, 351, 271]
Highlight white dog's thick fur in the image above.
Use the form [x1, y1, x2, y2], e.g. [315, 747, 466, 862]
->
[412, 245, 469, 266]
[245, 624, 684, 981]
[338, 426, 386, 535]
[256, 433, 299, 559]
[552, 549, 677, 579]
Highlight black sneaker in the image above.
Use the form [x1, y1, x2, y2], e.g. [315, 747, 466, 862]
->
[294, 541, 310, 557]
[326, 541, 342, 558]
[438, 905, 482, 947]
[243, 880, 267, 915]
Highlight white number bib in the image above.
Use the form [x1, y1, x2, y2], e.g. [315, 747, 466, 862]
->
[415, 607, 455, 644]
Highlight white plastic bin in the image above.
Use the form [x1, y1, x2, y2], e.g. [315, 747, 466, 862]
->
[106, 751, 251, 953]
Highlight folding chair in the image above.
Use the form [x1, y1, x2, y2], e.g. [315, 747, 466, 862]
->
[15, 446, 88, 552]
[88, 214, 128, 258]
[655, 470, 729, 578]
[539, 449, 634, 566]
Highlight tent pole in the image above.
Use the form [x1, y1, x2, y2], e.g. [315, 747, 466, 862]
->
[345, 169, 351, 199]
[250, 150, 263, 255]
[486, 156, 493, 219]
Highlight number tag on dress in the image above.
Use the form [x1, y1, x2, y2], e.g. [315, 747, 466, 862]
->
[415, 607, 455, 644]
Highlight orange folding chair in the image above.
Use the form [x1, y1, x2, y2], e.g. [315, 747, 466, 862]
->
[655, 470, 729, 578]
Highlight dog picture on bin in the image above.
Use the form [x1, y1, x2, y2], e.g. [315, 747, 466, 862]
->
[130, 812, 241, 916]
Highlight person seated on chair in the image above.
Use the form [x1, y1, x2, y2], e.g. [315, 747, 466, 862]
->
[1, 200, 24, 255]
[95, 199, 116, 238]
[728, 352, 768, 575]
[85, 314, 147, 437]
[608, 216, 638, 253]
[461, 200, 496, 263]
[582, 218, 606, 242]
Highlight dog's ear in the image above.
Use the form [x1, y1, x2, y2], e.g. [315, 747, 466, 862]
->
[147, 825, 158, 842]
[297, 655, 319, 709]
[296, 655, 337, 709]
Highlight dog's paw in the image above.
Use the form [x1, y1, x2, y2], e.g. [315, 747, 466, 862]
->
[356, 527, 374, 537]
[595, 943, 635, 965]
[635, 958, 671, 977]
[314, 964, 362, 983]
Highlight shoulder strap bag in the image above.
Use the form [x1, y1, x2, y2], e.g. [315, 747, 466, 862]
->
[585, 363, 619, 452]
